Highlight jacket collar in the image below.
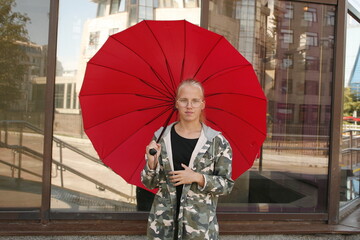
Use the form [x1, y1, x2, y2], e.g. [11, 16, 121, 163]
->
[154, 122, 220, 142]
[155, 122, 220, 172]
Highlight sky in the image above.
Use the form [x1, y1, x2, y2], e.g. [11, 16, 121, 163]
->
[345, 17, 360, 86]
[349, 0, 360, 11]
[14, 0, 50, 45]
[14, 0, 97, 71]
[57, 0, 97, 70]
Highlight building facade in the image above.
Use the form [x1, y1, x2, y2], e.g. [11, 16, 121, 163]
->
[0, 0, 359, 235]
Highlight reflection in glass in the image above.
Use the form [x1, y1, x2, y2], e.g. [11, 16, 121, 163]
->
[0, 0, 49, 208]
[341, 14, 360, 206]
[97, 1, 107, 17]
[52, 0, 201, 212]
[209, 0, 334, 213]
[110, 0, 126, 14]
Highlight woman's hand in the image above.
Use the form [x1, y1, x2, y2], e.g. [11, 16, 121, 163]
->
[145, 140, 161, 170]
[169, 164, 204, 187]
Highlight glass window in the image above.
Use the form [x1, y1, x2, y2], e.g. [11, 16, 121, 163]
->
[110, 0, 119, 14]
[146, 7, 153, 19]
[97, 1, 107, 17]
[66, 83, 72, 109]
[341, 14, 360, 207]
[119, 0, 126, 11]
[305, 56, 319, 71]
[300, 32, 318, 47]
[281, 29, 293, 44]
[139, 6, 146, 18]
[185, 0, 199, 8]
[276, 103, 295, 123]
[138, 0, 154, 20]
[52, 0, 201, 214]
[284, 3, 293, 19]
[209, 0, 335, 213]
[304, 7, 317, 22]
[72, 84, 77, 109]
[129, 5, 138, 26]
[110, 0, 126, 14]
[0, 0, 49, 209]
[88, 31, 100, 50]
[282, 54, 293, 69]
[109, 28, 120, 35]
[326, 11, 335, 26]
[55, 84, 65, 109]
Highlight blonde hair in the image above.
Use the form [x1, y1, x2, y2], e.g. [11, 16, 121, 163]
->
[176, 79, 206, 123]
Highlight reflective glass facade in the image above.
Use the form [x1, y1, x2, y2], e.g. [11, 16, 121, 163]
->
[0, 0, 49, 209]
[0, 0, 359, 232]
[210, 1, 335, 213]
[341, 13, 360, 207]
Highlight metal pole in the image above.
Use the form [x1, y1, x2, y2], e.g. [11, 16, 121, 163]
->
[18, 122, 23, 179]
[59, 142, 64, 188]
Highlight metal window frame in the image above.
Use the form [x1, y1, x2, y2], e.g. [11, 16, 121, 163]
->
[326, 0, 346, 225]
[1, 0, 356, 234]
[41, 0, 60, 224]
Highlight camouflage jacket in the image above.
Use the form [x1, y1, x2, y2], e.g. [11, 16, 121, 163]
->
[141, 122, 234, 240]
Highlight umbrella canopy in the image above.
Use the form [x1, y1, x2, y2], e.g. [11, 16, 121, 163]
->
[79, 20, 267, 191]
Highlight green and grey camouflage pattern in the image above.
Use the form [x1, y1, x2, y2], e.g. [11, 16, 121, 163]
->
[141, 123, 234, 240]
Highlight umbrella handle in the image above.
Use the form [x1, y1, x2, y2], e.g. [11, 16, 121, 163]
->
[148, 109, 176, 157]
[149, 148, 157, 156]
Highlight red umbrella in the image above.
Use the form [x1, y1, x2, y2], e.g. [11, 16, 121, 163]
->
[79, 20, 267, 192]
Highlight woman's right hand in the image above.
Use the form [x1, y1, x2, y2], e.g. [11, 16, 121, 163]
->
[146, 140, 161, 170]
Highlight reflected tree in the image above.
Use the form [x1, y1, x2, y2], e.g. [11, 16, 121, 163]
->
[0, 0, 30, 110]
[343, 87, 360, 117]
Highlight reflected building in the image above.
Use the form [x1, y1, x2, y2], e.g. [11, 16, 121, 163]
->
[207, 0, 336, 213]
[348, 47, 360, 100]
[75, 0, 201, 95]
[269, 2, 334, 138]
[53, 0, 202, 136]
[13, 41, 47, 117]
[208, 1, 335, 141]
[209, 0, 269, 75]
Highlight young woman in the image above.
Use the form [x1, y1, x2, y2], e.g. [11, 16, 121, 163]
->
[141, 79, 234, 240]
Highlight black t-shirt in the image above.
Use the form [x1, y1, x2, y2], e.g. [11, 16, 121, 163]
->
[171, 124, 198, 218]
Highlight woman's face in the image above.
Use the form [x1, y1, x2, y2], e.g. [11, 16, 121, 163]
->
[176, 84, 205, 123]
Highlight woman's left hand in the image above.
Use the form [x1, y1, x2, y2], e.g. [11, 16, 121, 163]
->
[169, 164, 204, 187]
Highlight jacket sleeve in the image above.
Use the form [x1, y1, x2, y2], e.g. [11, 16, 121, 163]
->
[141, 155, 160, 189]
[141, 136, 161, 189]
[199, 135, 234, 196]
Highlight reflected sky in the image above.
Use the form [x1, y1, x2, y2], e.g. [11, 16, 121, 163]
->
[345, 15, 360, 86]
[14, 0, 50, 45]
[58, 0, 97, 70]
[14, 0, 97, 71]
